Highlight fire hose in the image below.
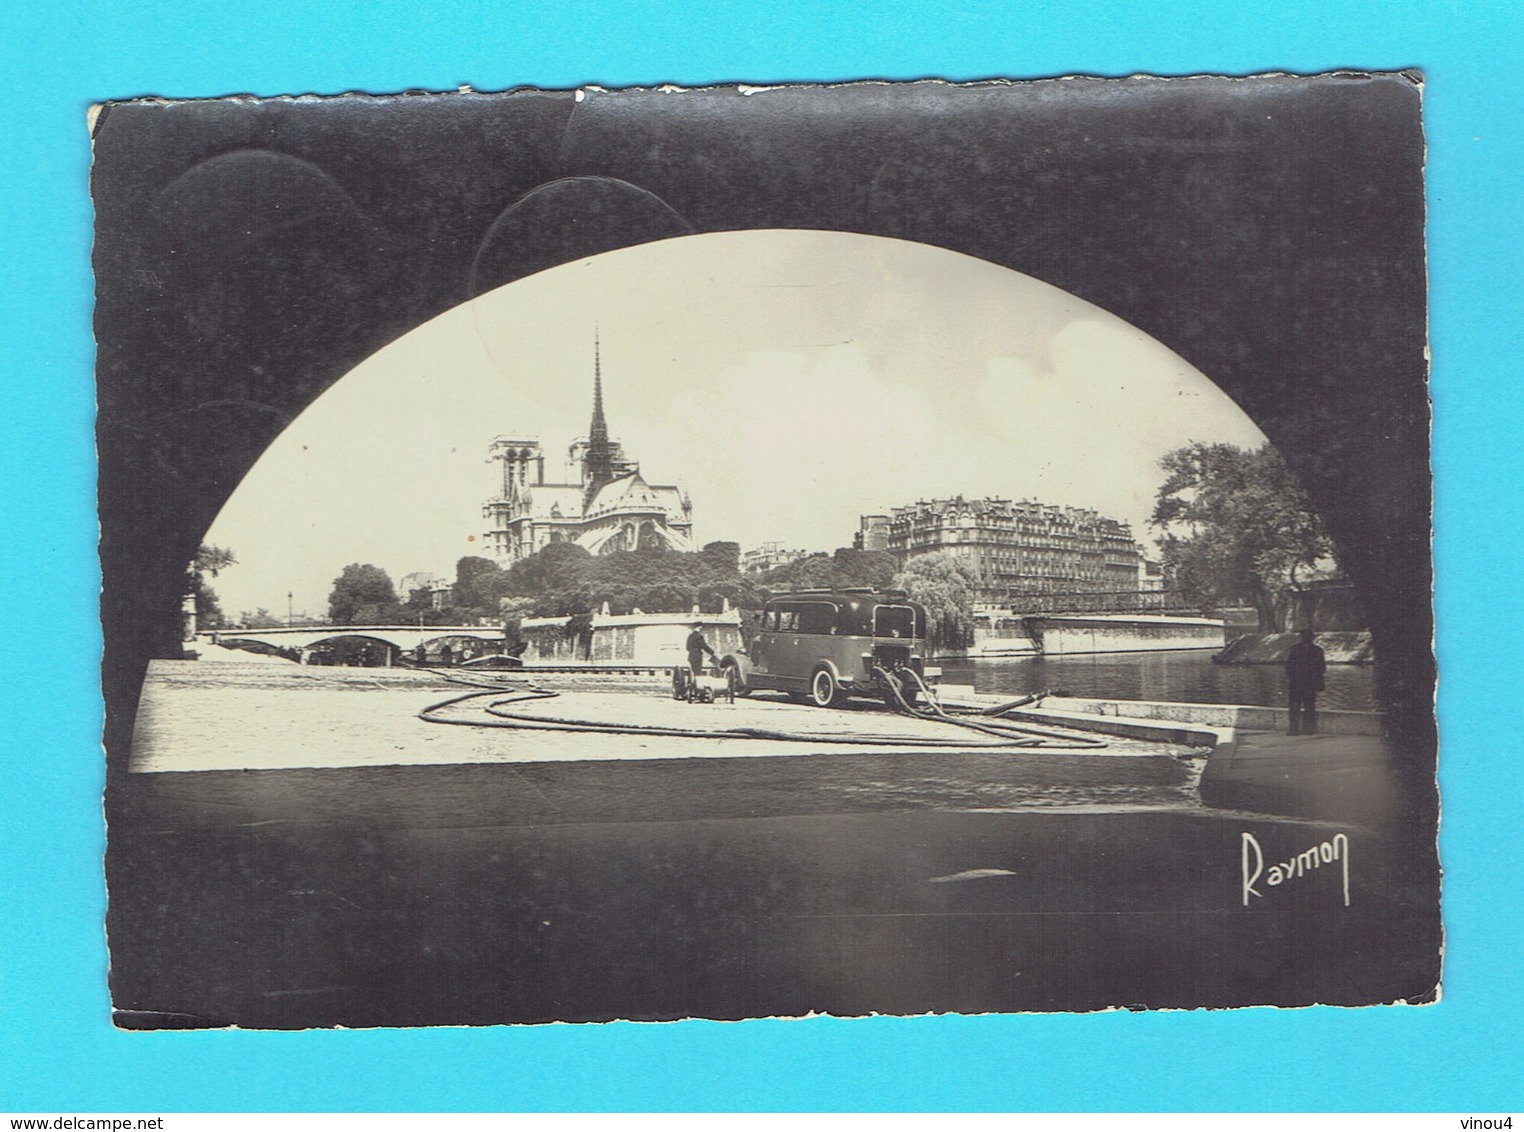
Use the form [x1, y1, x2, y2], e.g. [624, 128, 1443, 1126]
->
[417, 672, 1109, 750]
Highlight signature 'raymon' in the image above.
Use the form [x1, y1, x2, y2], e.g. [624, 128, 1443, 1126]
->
[1241, 831, 1351, 907]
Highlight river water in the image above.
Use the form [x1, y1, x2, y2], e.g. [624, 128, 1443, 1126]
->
[939, 650, 1377, 712]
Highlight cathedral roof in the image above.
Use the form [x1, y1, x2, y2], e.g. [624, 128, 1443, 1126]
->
[520, 483, 586, 520]
[585, 471, 686, 517]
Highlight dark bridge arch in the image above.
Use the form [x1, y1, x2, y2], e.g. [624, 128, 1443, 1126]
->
[95, 77, 1431, 809]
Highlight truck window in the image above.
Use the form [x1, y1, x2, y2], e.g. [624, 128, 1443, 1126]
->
[837, 599, 874, 636]
[874, 605, 917, 639]
[796, 602, 838, 634]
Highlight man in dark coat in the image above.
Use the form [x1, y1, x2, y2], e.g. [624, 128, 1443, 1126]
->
[1285, 628, 1327, 735]
[686, 624, 717, 675]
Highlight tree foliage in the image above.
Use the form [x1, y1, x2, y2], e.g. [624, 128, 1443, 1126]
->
[453, 555, 510, 614]
[1150, 442, 1333, 631]
[699, 541, 741, 575]
[187, 544, 237, 630]
[194, 545, 237, 577]
[328, 563, 401, 625]
[490, 543, 765, 619]
[831, 548, 899, 589]
[893, 552, 979, 651]
[503, 542, 593, 600]
[760, 552, 837, 590]
[758, 548, 897, 592]
[190, 575, 224, 629]
[417, 540, 902, 632]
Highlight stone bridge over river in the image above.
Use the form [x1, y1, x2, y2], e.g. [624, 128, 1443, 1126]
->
[199, 625, 503, 655]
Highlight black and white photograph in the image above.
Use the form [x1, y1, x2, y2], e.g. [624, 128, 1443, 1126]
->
[94, 75, 1439, 1028]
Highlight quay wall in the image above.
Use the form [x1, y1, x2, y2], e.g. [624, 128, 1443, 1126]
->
[1030, 615, 1226, 656]
[940, 614, 1227, 660]
[1215, 631, 1374, 666]
[1041, 695, 1385, 737]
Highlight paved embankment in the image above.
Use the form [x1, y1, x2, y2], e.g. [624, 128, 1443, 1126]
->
[108, 660, 1438, 1027]
[131, 660, 1191, 772]
[1197, 730, 1401, 829]
[144, 664, 1393, 832]
[109, 770, 1437, 1027]
[937, 685, 1230, 748]
[1012, 694, 1396, 828]
[937, 683, 1395, 828]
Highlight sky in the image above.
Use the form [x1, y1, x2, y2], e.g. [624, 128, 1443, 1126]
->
[202, 228, 1268, 619]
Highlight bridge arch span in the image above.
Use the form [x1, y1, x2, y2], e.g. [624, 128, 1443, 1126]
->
[203, 625, 504, 655]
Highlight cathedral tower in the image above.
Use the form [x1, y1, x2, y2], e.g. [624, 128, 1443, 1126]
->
[582, 332, 615, 502]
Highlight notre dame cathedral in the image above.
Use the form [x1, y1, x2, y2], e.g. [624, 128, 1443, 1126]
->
[482, 339, 695, 563]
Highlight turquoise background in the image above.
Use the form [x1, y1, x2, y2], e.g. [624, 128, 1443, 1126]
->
[2, 0, 1518, 1112]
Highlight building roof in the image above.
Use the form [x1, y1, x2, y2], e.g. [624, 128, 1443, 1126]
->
[586, 472, 687, 518]
[889, 495, 1133, 532]
[519, 483, 586, 520]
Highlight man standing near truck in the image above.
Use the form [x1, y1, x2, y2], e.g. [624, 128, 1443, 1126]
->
[686, 623, 717, 676]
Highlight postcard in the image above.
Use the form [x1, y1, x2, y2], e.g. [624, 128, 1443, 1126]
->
[93, 75, 1438, 1027]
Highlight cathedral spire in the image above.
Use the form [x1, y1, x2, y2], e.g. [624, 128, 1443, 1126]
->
[590, 330, 608, 449]
[584, 328, 615, 497]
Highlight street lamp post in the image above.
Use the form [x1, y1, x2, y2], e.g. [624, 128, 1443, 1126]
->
[287, 591, 293, 629]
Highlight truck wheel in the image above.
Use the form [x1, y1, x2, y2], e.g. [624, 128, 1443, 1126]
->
[811, 667, 843, 708]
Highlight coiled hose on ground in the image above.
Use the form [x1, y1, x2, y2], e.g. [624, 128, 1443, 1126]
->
[875, 664, 1108, 749]
[417, 670, 1110, 751]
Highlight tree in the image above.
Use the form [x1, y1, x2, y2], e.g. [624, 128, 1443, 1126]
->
[832, 547, 898, 589]
[699, 541, 741, 574]
[893, 552, 978, 652]
[453, 555, 507, 617]
[758, 547, 898, 593]
[1150, 442, 1333, 631]
[194, 545, 237, 577]
[239, 607, 284, 629]
[328, 563, 399, 624]
[761, 552, 836, 590]
[502, 542, 763, 618]
[190, 578, 224, 629]
[187, 544, 237, 630]
[499, 596, 537, 654]
[504, 541, 593, 598]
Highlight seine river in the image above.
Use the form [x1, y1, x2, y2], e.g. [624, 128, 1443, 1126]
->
[940, 649, 1377, 712]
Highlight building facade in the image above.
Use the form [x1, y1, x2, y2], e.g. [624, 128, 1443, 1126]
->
[872, 496, 1142, 606]
[741, 542, 811, 576]
[517, 608, 743, 666]
[854, 514, 890, 552]
[483, 340, 694, 563]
